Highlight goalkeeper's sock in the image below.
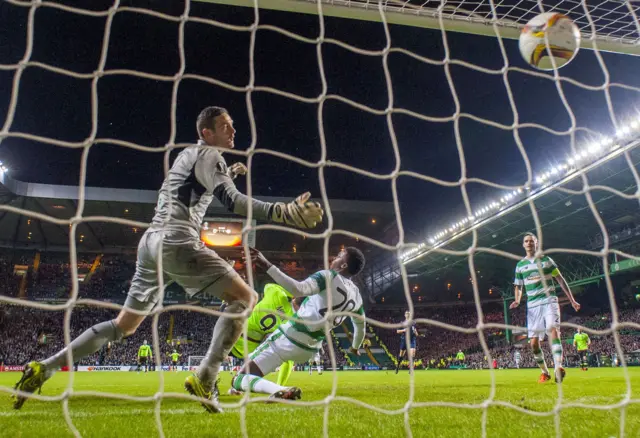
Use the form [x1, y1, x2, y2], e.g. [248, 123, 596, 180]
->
[532, 348, 549, 375]
[233, 373, 286, 395]
[277, 361, 294, 386]
[551, 339, 563, 369]
[197, 300, 248, 392]
[42, 320, 123, 377]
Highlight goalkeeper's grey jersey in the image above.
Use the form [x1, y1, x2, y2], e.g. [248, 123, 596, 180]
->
[149, 141, 272, 242]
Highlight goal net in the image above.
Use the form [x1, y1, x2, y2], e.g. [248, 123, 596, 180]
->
[187, 356, 206, 371]
[0, 0, 639, 436]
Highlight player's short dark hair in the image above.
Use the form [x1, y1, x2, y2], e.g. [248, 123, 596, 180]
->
[344, 247, 365, 276]
[196, 106, 228, 139]
[523, 232, 538, 241]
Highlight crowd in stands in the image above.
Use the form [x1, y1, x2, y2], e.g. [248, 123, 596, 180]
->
[1, 249, 639, 370]
[367, 305, 640, 370]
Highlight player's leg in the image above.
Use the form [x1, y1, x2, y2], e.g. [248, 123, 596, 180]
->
[232, 332, 304, 399]
[528, 304, 550, 382]
[408, 346, 416, 374]
[12, 239, 160, 411]
[546, 302, 564, 383]
[12, 297, 150, 409]
[193, 274, 257, 391]
[171, 243, 257, 412]
[395, 346, 406, 374]
[276, 361, 294, 386]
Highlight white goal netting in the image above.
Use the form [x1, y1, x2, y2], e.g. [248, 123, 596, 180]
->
[1, 0, 640, 437]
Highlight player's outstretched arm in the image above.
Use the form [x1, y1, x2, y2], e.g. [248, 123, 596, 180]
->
[248, 248, 321, 297]
[195, 149, 323, 229]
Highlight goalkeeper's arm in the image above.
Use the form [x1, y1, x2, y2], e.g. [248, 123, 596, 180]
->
[195, 148, 323, 229]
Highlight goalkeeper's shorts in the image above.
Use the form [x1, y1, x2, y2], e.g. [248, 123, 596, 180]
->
[126, 230, 241, 311]
[250, 331, 315, 375]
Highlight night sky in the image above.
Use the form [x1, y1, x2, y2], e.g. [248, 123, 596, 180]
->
[1, 0, 639, 239]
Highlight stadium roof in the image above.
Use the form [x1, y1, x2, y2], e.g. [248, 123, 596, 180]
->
[0, 172, 395, 260]
[365, 142, 640, 303]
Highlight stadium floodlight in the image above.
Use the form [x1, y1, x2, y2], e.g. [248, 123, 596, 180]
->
[588, 143, 600, 154]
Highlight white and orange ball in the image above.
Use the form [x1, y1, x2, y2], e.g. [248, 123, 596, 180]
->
[519, 12, 580, 70]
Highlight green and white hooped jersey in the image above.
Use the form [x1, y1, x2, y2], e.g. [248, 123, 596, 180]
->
[513, 255, 560, 308]
[279, 269, 364, 351]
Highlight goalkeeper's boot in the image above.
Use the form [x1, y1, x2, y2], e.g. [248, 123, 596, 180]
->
[184, 374, 222, 414]
[537, 372, 551, 384]
[269, 387, 302, 401]
[12, 361, 47, 410]
[554, 367, 566, 384]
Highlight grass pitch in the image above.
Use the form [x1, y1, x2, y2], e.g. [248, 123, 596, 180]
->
[1, 368, 639, 437]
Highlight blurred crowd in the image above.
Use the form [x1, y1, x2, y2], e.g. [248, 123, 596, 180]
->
[0, 249, 639, 370]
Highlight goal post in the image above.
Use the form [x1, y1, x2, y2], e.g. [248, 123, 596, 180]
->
[187, 356, 206, 371]
[194, 0, 640, 56]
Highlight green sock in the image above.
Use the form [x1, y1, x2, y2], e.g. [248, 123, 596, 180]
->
[277, 361, 294, 386]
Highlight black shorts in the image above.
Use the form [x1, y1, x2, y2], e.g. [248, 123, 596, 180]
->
[400, 339, 416, 351]
[139, 357, 148, 364]
[172, 361, 178, 366]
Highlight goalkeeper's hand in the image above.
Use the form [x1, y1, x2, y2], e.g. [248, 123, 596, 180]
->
[271, 192, 323, 229]
[227, 162, 247, 180]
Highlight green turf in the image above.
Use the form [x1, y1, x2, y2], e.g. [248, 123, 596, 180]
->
[1, 368, 638, 437]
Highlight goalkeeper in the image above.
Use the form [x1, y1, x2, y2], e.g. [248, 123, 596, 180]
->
[12, 106, 323, 413]
[226, 283, 299, 395]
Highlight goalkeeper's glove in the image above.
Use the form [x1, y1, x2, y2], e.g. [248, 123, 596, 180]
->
[271, 192, 323, 229]
[227, 162, 247, 180]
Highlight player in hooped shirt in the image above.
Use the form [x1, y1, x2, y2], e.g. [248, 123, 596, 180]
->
[230, 247, 366, 400]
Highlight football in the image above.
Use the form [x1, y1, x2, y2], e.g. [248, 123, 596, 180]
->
[519, 12, 580, 70]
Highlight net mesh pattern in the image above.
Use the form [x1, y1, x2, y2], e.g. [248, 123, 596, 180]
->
[0, 0, 640, 437]
[294, 0, 640, 44]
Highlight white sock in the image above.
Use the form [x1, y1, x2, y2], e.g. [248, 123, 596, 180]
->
[551, 340, 563, 369]
[233, 373, 286, 395]
[533, 349, 549, 374]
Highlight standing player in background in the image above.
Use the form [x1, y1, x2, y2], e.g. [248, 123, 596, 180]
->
[169, 350, 181, 372]
[137, 341, 152, 373]
[230, 247, 366, 399]
[395, 311, 418, 375]
[308, 345, 324, 375]
[12, 106, 323, 412]
[226, 283, 299, 395]
[510, 233, 580, 384]
[514, 349, 521, 369]
[573, 328, 591, 371]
